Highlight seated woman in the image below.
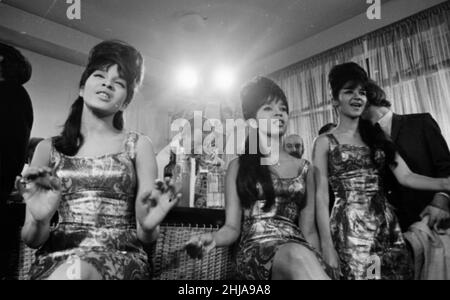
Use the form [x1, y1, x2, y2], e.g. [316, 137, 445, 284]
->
[185, 77, 337, 280]
[18, 40, 178, 280]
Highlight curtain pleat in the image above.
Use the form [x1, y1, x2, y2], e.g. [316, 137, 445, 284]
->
[271, 2, 450, 160]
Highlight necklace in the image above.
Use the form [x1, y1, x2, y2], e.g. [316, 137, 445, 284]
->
[273, 158, 293, 167]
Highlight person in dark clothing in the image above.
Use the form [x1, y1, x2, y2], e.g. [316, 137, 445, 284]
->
[362, 80, 450, 232]
[0, 42, 33, 204]
[0, 42, 33, 279]
[318, 123, 337, 215]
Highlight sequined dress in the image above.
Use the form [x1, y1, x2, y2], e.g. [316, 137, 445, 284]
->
[327, 134, 412, 280]
[28, 132, 150, 280]
[236, 160, 335, 280]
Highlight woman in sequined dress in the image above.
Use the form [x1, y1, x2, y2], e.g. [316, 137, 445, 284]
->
[313, 63, 450, 280]
[186, 77, 337, 280]
[18, 40, 178, 280]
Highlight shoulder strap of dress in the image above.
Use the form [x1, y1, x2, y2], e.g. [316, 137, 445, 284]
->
[326, 133, 339, 146]
[125, 131, 139, 160]
[298, 159, 310, 178]
[49, 138, 62, 169]
[325, 133, 339, 153]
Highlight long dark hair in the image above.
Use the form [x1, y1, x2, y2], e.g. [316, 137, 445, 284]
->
[0, 42, 32, 85]
[329, 63, 397, 168]
[237, 77, 288, 211]
[54, 40, 144, 156]
[359, 118, 397, 169]
[237, 129, 276, 211]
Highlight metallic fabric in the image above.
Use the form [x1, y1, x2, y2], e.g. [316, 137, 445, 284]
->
[29, 132, 150, 280]
[236, 161, 336, 280]
[327, 134, 413, 280]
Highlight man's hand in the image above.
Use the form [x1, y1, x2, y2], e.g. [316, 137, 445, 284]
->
[420, 193, 450, 232]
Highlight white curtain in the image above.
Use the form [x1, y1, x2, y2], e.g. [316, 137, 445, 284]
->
[367, 2, 450, 142]
[271, 2, 450, 160]
[271, 39, 366, 159]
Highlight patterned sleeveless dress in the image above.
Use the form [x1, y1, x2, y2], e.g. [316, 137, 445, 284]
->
[235, 160, 336, 280]
[28, 131, 150, 280]
[327, 134, 413, 280]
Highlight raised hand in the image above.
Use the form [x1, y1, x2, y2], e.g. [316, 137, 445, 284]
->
[138, 178, 181, 231]
[16, 167, 62, 223]
[185, 233, 216, 259]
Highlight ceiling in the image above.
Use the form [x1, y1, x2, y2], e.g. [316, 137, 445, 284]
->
[3, 0, 392, 73]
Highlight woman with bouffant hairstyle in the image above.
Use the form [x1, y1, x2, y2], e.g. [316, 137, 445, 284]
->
[314, 62, 450, 280]
[186, 77, 337, 280]
[18, 40, 178, 280]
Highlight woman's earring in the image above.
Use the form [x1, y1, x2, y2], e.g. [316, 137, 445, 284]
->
[331, 99, 339, 108]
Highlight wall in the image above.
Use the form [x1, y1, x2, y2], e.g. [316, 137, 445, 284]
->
[21, 48, 83, 139]
[1, 2, 171, 152]
[124, 86, 171, 153]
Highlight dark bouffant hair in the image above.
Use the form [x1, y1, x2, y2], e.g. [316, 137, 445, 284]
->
[328, 62, 369, 100]
[54, 40, 144, 156]
[240, 76, 289, 120]
[328, 62, 397, 169]
[366, 80, 392, 108]
[328, 62, 368, 101]
[0, 42, 32, 85]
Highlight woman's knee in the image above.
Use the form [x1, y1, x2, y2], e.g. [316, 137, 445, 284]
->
[277, 244, 316, 265]
[272, 243, 327, 280]
[47, 259, 101, 280]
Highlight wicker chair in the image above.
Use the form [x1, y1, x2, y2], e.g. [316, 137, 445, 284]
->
[151, 224, 235, 280]
[16, 207, 236, 280]
[17, 243, 37, 280]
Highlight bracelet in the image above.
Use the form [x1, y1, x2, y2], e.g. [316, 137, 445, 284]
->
[429, 203, 450, 213]
[430, 193, 450, 212]
[203, 238, 216, 253]
[437, 192, 450, 201]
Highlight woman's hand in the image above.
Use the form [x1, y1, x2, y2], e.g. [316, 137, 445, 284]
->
[16, 167, 61, 224]
[138, 178, 181, 232]
[185, 233, 216, 259]
[322, 243, 340, 271]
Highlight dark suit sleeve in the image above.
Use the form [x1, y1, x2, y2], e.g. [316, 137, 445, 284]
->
[0, 86, 33, 201]
[423, 113, 450, 178]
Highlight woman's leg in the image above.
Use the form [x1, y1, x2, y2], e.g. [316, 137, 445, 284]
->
[272, 243, 330, 280]
[46, 258, 102, 280]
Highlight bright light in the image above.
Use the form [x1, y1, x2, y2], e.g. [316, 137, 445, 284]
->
[213, 67, 235, 91]
[176, 67, 199, 90]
